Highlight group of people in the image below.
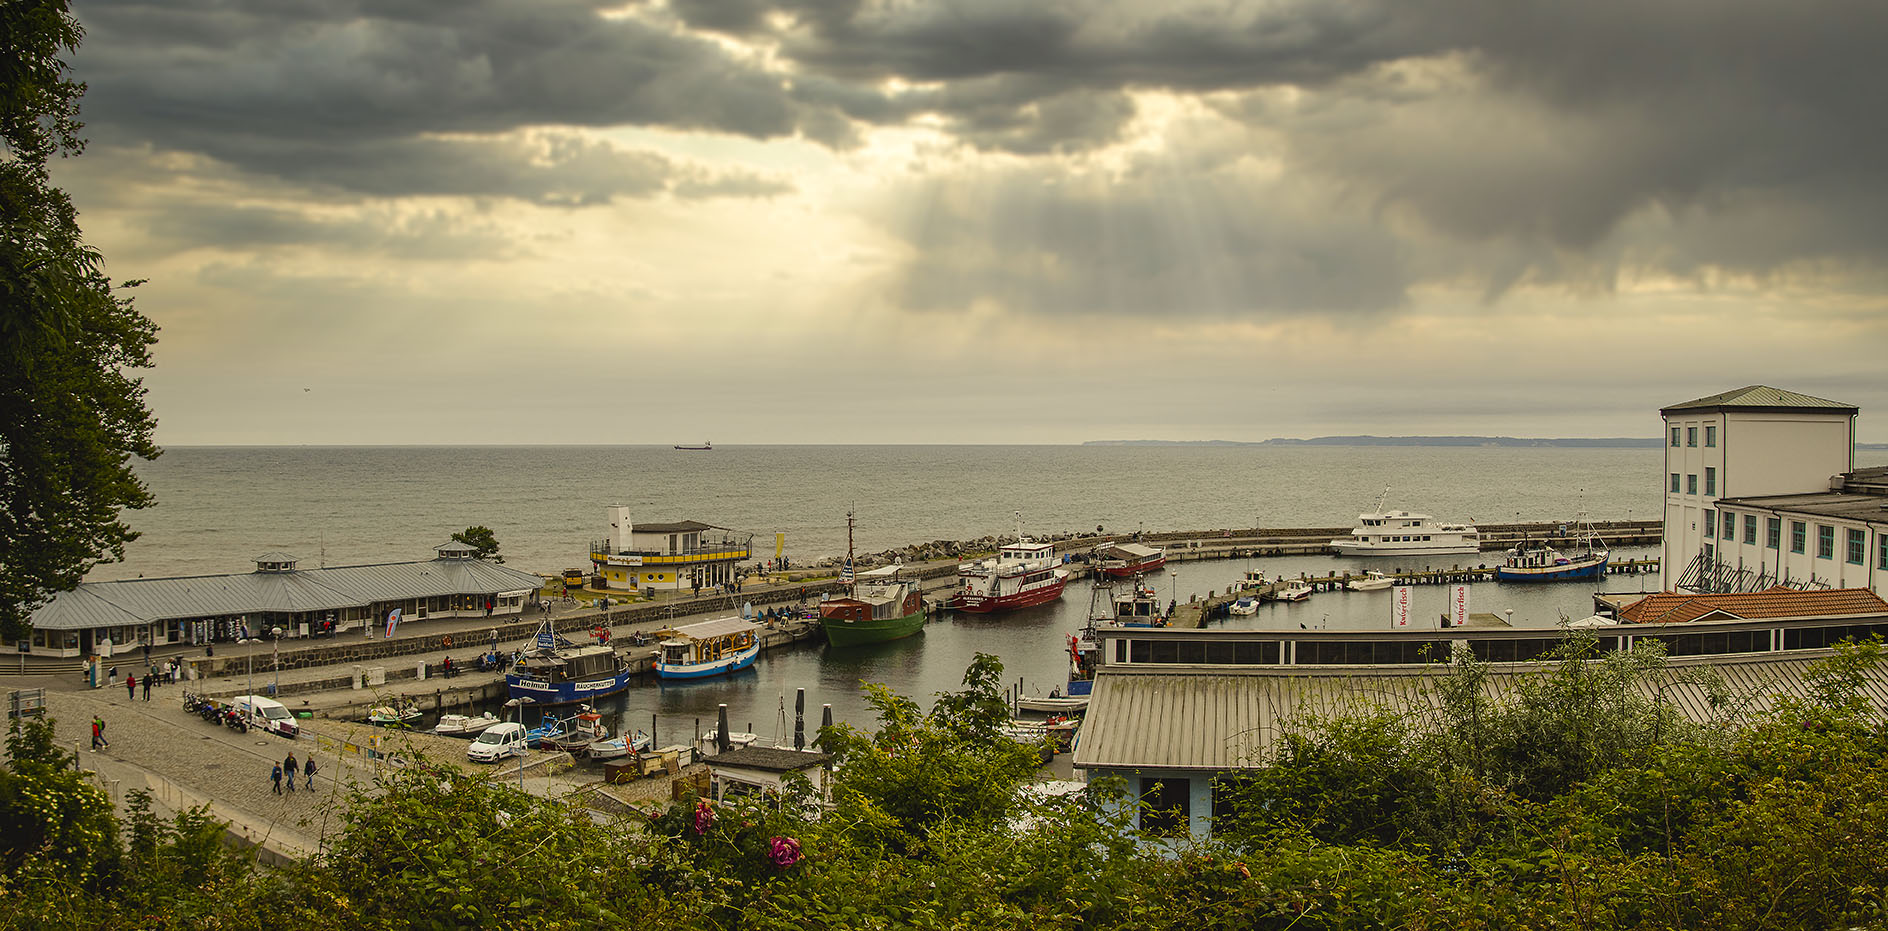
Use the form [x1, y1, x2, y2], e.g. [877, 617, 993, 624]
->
[270, 751, 316, 794]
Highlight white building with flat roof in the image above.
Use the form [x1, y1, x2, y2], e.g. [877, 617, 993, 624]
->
[1660, 386, 1857, 591]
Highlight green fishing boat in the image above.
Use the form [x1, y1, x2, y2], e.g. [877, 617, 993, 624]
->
[820, 513, 926, 647]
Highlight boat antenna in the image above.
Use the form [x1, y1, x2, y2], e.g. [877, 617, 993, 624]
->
[1374, 486, 1389, 513]
[1015, 509, 1025, 544]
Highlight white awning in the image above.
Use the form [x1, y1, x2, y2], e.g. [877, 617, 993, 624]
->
[671, 616, 761, 640]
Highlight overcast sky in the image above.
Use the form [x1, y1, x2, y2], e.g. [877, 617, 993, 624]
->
[57, 0, 1888, 444]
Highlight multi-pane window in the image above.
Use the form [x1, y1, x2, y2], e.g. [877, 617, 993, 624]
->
[1687, 426, 1697, 447]
[1848, 529, 1866, 565]
[1791, 521, 1807, 554]
[1722, 510, 1735, 539]
[1704, 510, 1714, 537]
[1880, 534, 1887, 571]
[1705, 467, 1717, 496]
[1766, 518, 1781, 549]
[1744, 514, 1757, 545]
[1818, 525, 1835, 559]
[1670, 426, 1681, 447]
[1705, 425, 1716, 447]
[1687, 474, 1698, 495]
[1670, 473, 1681, 493]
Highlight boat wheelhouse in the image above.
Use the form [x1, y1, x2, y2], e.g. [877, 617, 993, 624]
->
[507, 621, 636, 705]
[949, 534, 1069, 614]
[655, 616, 761, 680]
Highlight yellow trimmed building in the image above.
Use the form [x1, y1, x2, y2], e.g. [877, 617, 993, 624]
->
[590, 506, 751, 593]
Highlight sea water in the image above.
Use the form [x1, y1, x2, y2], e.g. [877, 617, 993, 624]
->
[94, 445, 1887, 738]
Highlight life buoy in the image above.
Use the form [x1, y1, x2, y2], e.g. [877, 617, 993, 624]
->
[442, 635, 453, 648]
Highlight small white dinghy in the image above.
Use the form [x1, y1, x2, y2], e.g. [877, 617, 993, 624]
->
[587, 729, 653, 761]
[432, 712, 501, 737]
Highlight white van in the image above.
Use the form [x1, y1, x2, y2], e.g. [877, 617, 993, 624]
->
[234, 695, 299, 738]
[468, 722, 528, 763]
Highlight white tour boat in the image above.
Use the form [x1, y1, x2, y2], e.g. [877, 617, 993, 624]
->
[947, 514, 1070, 614]
[1331, 491, 1480, 558]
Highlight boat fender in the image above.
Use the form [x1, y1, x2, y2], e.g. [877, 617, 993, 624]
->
[442, 635, 453, 648]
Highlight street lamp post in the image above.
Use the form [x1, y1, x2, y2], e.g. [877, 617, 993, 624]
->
[238, 638, 262, 697]
[271, 628, 283, 696]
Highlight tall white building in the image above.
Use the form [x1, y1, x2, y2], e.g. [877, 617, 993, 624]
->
[1660, 386, 1858, 591]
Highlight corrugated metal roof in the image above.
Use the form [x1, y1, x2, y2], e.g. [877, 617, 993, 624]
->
[668, 616, 760, 640]
[1073, 655, 1888, 772]
[1662, 385, 1856, 413]
[32, 558, 546, 630]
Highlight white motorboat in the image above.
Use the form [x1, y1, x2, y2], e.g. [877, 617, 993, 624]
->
[946, 513, 1070, 614]
[587, 729, 653, 760]
[365, 704, 422, 727]
[1331, 490, 1479, 558]
[1276, 580, 1314, 602]
[1228, 595, 1260, 615]
[1346, 571, 1395, 592]
[432, 712, 501, 737]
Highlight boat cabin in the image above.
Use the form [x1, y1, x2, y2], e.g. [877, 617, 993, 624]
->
[515, 643, 621, 682]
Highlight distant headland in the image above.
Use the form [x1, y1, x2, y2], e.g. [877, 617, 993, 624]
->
[1082, 435, 1663, 448]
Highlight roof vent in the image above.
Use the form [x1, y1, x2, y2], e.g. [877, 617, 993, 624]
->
[254, 553, 299, 572]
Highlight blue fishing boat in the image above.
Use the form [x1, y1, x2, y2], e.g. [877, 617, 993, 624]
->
[1495, 518, 1609, 583]
[506, 621, 636, 705]
[654, 616, 761, 680]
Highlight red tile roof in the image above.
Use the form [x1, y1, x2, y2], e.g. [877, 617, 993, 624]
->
[1620, 586, 1888, 624]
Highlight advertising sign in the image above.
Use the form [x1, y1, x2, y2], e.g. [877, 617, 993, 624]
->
[1451, 584, 1471, 628]
[1392, 585, 1413, 627]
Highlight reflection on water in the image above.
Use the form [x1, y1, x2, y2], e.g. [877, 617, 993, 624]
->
[475, 550, 1663, 747]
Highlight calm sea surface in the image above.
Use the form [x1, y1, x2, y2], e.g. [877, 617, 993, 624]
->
[95, 445, 1888, 740]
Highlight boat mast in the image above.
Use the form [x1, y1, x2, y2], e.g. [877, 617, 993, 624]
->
[846, 507, 856, 597]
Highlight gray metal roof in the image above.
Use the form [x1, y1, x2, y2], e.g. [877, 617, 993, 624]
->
[1072, 653, 1888, 772]
[254, 552, 301, 563]
[708, 746, 831, 772]
[32, 557, 546, 630]
[1662, 385, 1856, 415]
[1717, 491, 1888, 525]
[633, 520, 717, 533]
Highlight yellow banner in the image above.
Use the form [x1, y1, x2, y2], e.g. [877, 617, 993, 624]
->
[775, 533, 785, 558]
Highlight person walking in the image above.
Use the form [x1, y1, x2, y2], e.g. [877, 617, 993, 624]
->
[303, 755, 316, 790]
[271, 763, 282, 794]
[126, 673, 137, 700]
[91, 716, 106, 750]
[284, 752, 298, 793]
[142, 673, 152, 701]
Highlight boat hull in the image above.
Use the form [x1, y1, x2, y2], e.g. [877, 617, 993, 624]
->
[1099, 555, 1166, 577]
[1018, 696, 1090, 713]
[949, 576, 1069, 614]
[655, 642, 760, 679]
[506, 669, 638, 706]
[1495, 556, 1608, 582]
[823, 608, 926, 647]
[1332, 542, 1479, 557]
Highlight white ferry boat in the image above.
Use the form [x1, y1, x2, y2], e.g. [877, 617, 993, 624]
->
[1331, 495, 1480, 558]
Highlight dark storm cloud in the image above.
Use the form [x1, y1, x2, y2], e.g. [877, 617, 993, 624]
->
[73, 0, 816, 195]
[72, 0, 1888, 313]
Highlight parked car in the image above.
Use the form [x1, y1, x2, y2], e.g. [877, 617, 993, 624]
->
[467, 722, 529, 763]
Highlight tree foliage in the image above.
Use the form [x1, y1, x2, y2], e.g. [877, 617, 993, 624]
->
[7, 645, 1888, 929]
[0, 0, 160, 642]
[450, 526, 502, 562]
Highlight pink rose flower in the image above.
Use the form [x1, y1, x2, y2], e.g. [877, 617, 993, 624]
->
[768, 835, 802, 869]
[692, 800, 714, 835]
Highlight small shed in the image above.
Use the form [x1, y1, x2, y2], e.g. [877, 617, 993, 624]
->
[705, 745, 831, 804]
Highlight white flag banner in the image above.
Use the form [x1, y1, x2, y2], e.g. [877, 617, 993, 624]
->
[1451, 584, 1470, 628]
[1392, 585, 1413, 627]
